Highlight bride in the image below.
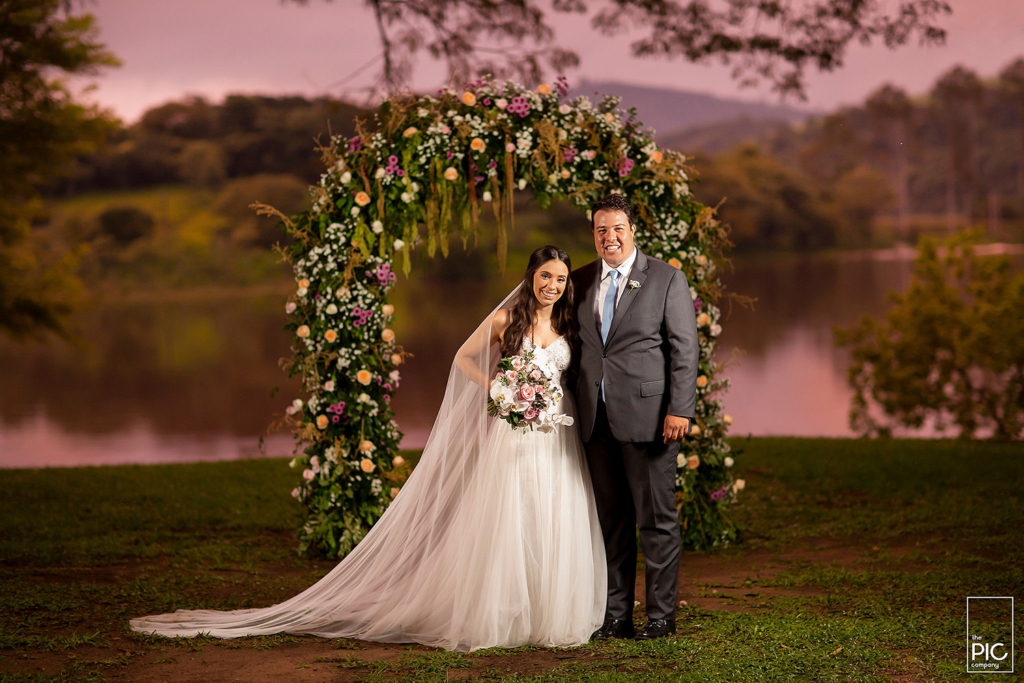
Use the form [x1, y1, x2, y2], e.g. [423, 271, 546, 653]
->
[131, 245, 607, 652]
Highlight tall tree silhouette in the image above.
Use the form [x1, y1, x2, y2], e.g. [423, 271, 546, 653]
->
[0, 0, 118, 340]
[293, 0, 951, 99]
[930, 65, 983, 230]
[866, 84, 914, 238]
[999, 58, 1024, 201]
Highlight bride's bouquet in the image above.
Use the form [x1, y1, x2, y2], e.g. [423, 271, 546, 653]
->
[487, 350, 575, 433]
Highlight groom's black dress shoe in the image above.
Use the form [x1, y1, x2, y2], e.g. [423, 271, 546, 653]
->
[591, 618, 635, 640]
[635, 619, 675, 640]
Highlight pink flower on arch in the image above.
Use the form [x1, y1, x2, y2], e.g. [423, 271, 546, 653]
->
[507, 97, 531, 117]
[710, 484, 731, 502]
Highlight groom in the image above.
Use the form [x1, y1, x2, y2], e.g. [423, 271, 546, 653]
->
[572, 194, 699, 641]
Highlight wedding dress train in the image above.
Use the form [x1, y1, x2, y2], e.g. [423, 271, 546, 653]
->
[130, 316, 606, 651]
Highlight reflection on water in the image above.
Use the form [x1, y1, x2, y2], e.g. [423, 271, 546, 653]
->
[715, 252, 914, 436]
[0, 292, 303, 467]
[0, 250, 998, 468]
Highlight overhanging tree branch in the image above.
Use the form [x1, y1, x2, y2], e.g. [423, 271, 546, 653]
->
[292, 0, 950, 99]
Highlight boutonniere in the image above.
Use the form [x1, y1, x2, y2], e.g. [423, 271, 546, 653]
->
[627, 279, 641, 293]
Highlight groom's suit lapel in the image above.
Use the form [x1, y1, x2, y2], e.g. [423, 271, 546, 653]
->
[604, 249, 649, 347]
[579, 261, 603, 348]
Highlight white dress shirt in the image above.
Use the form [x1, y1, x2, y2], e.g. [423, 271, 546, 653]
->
[594, 247, 638, 327]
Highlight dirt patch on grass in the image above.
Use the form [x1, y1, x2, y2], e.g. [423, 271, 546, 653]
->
[673, 534, 946, 613]
[4, 637, 592, 682]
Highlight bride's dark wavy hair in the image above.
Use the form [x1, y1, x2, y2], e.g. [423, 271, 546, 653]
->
[500, 246, 579, 361]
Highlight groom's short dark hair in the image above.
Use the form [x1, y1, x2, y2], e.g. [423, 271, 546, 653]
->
[590, 194, 635, 230]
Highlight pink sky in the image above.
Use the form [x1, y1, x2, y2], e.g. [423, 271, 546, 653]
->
[82, 0, 1024, 122]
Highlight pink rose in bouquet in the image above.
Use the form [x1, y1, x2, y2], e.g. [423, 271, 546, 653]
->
[523, 407, 539, 421]
[518, 384, 537, 402]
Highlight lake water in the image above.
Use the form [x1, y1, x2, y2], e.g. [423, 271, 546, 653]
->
[0, 247, 1005, 468]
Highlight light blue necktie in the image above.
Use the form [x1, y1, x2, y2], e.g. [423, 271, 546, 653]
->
[601, 269, 619, 343]
[600, 269, 619, 400]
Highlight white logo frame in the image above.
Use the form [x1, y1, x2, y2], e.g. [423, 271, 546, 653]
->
[967, 596, 1014, 674]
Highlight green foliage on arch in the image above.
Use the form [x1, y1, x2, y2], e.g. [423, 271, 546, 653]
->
[275, 78, 740, 558]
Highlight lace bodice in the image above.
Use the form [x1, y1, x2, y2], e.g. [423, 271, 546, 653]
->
[523, 336, 571, 388]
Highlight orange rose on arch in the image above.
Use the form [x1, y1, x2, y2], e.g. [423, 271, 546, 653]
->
[355, 191, 371, 206]
[356, 369, 373, 385]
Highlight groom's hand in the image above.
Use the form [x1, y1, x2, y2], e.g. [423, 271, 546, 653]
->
[663, 415, 690, 443]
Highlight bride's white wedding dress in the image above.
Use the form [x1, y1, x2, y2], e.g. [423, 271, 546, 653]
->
[131, 315, 606, 651]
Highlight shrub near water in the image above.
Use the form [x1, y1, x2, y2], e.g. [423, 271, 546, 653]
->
[837, 229, 1024, 440]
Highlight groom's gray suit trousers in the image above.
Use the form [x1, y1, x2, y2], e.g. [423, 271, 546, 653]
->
[587, 400, 682, 622]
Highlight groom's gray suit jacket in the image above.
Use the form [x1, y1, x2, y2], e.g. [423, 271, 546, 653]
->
[572, 249, 700, 443]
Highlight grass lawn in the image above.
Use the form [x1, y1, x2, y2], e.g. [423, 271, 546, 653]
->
[0, 437, 1020, 682]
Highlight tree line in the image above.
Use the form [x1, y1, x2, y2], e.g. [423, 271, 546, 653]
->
[60, 95, 366, 193]
[682, 58, 1024, 251]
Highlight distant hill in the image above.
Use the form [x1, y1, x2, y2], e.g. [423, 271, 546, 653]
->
[660, 116, 795, 154]
[571, 80, 815, 142]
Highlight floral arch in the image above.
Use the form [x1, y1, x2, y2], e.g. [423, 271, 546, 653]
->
[275, 77, 739, 559]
